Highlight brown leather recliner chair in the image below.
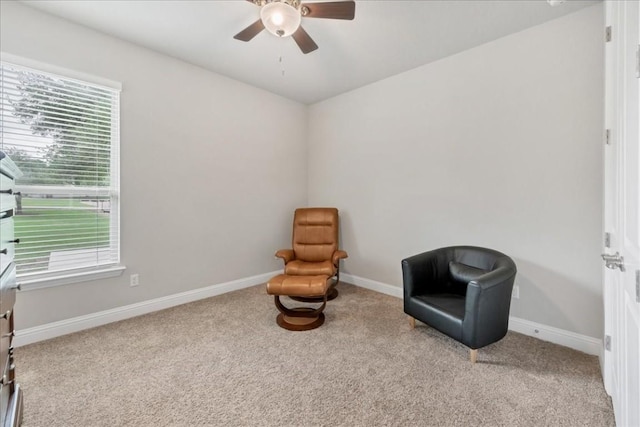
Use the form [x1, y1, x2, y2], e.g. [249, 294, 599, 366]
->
[275, 207, 348, 300]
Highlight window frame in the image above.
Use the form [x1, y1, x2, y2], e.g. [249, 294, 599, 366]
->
[1, 53, 124, 291]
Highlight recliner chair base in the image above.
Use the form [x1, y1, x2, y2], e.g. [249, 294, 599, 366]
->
[273, 296, 327, 331]
[277, 310, 325, 331]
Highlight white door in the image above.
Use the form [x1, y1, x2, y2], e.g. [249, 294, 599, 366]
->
[603, 1, 640, 426]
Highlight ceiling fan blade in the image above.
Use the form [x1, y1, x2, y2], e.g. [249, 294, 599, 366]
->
[302, 1, 355, 20]
[233, 19, 265, 42]
[292, 26, 318, 54]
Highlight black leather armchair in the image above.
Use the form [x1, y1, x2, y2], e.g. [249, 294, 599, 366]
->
[402, 246, 517, 363]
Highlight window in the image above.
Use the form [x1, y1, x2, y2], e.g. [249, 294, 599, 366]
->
[0, 60, 122, 288]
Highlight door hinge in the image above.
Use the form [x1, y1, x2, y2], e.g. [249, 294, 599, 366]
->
[604, 232, 611, 248]
[636, 270, 640, 303]
[605, 26, 612, 42]
[605, 334, 612, 351]
[605, 129, 611, 145]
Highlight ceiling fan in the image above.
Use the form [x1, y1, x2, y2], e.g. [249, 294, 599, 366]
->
[234, 0, 356, 54]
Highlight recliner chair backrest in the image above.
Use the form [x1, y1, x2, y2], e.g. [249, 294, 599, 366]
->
[292, 208, 339, 262]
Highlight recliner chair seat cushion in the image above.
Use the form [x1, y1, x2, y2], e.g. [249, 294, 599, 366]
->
[285, 260, 336, 276]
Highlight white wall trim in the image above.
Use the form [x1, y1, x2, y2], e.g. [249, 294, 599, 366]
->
[17, 271, 603, 357]
[19, 265, 126, 291]
[342, 273, 403, 298]
[343, 273, 602, 356]
[14, 270, 280, 347]
[507, 316, 602, 357]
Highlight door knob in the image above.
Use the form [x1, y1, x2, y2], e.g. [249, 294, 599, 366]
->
[602, 252, 625, 272]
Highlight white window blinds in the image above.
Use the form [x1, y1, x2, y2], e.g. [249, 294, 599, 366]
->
[0, 61, 120, 281]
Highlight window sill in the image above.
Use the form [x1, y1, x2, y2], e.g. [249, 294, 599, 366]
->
[18, 265, 126, 291]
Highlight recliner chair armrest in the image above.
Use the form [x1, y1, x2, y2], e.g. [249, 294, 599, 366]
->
[275, 249, 295, 264]
[332, 250, 348, 266]
[401, 249, 450, 297]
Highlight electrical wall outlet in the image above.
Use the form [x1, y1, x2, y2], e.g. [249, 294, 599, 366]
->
[512, 285, 520, 299]
[130, 273, 139, 287]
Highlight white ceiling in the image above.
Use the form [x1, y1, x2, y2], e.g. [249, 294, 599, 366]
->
[21, 0, 599, 104]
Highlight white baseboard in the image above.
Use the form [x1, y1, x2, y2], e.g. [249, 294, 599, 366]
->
[16, 271, 603, 358]
[341, 273, 403, 298]
[343, 273, 602, 357]
[507, 316, 602, 356]
[14, 270, 280, 347]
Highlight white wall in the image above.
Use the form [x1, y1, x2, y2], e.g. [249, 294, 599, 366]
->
[1, 1, 308, 329]
[308, 5, 604, 338]
[1, 2, 605, 341]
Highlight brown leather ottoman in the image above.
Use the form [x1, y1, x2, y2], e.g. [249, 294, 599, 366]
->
[266, 274, 330, 331]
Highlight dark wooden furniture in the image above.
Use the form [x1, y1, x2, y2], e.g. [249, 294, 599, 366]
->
[0, 152, 23, 427]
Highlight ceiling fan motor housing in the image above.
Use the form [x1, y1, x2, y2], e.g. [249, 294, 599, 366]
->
[252, 0, 302, 8]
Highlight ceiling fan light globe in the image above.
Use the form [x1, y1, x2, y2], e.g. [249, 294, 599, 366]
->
[260, 1, 301, 38]
[272, 12, 284, 26]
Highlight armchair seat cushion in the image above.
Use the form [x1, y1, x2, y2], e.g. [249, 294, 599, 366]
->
[285, 260, 336, 276]
[411, 294, 465, 341]
[417, 294, 466, 319]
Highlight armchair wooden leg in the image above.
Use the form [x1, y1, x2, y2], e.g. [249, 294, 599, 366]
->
[470, 349, 477, 364]
[408, 316, 416, 329]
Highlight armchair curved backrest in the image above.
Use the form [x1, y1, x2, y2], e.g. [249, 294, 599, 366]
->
[402, 246, 517, 362]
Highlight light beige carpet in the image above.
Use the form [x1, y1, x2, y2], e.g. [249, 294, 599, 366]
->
[16, 283, 613, 426]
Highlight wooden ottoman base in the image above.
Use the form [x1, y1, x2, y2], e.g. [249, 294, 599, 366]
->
[276, 309, 325, 331]
[267, 275, 330, 331]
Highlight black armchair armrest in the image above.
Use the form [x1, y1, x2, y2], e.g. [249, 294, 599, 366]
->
[462, 265, 517, 348]
[401, 249, 451, 298]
